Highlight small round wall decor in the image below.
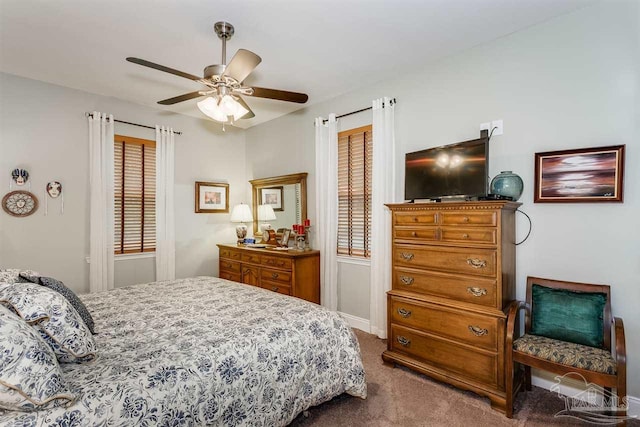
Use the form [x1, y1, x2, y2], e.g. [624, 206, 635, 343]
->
[2, 191, 38, 217]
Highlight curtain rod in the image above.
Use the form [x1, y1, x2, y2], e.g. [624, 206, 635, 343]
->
[84, 113, 183, 135]
[319, 98, 397, 124]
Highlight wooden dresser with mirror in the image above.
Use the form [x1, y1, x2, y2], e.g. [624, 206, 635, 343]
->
[382, 201, 520, 413]
[218, 172, 319, 304]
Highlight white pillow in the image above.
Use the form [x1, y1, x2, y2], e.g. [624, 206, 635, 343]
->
[0, 283, 96, 363]
[0, 305, 75, 411]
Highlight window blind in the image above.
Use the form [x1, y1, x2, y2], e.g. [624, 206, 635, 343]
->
[114, 135, 156, 254]
[337, 125, 373, 258]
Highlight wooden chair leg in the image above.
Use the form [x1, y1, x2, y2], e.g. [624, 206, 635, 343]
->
[618, 379, 627, 426]
[505, 360, 514, 418]
[524, 365, 532, 391]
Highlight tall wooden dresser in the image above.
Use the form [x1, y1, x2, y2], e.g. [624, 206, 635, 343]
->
[382, 201, 520, 413]
[217, 244, 320, 304]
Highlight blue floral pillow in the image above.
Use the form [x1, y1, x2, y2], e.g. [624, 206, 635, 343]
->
[0, 283, 96, 363]
[0, 305, 75, 411]
[19, 274, 96, 334]
[0, 268, 40, 284]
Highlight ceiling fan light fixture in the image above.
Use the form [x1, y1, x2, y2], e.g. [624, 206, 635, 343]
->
[197, 94, 249, 123]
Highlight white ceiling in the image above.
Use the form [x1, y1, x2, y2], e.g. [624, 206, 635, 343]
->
[0, 0, 589, 129]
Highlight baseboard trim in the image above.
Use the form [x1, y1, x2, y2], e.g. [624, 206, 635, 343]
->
[338, 312, 370, 333]
[532, 372, 639, 417]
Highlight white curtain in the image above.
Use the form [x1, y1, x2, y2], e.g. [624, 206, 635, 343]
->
[155, 126, 176, 281]
[314, 114, 339, 311]
[370, 97, 397, 338]
[88, 112, 115, 293]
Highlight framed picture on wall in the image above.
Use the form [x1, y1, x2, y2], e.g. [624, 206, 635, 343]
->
[195, 181, 229, 213]
[260, 186, 284, 211]
[534, 145, 625, 203]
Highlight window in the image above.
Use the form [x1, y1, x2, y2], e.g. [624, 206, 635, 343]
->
[337, 125, 373, 258]
[114, 135, 156, 254]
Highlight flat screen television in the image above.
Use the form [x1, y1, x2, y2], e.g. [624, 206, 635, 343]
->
[405, 132, 489, 201]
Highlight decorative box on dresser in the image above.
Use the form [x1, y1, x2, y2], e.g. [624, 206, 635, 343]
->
[382, 201, 520, 413]
[217, 244, 320, 304]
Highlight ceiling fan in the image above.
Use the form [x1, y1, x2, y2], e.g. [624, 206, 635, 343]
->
[126, 21, 308, 124]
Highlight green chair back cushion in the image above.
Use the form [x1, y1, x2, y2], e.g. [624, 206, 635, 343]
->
[530, 284, 607, 348]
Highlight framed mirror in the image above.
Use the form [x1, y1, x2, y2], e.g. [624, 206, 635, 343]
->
[250, 172, 307, 235]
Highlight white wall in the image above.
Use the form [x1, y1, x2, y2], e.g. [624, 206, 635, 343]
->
[0, 73, 247, 292]
[245, 1, 640, 396]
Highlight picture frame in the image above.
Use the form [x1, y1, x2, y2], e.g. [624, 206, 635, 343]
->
[279, 229, 291, 247]
[195, 181, 229, 213]
[260, 186, 284, 211]
[534, 145, 625, 203]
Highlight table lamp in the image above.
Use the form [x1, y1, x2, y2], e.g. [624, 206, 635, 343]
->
[258, 204, 277, 241]
[230, 203, 253, 244]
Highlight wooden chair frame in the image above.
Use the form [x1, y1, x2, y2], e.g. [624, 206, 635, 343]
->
[505, 276, 626, 419]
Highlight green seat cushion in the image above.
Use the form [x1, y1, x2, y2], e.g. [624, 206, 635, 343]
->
[531, 284, 607, 348]
[513, 334, 616, 374]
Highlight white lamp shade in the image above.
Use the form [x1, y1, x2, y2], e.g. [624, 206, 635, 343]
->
[197, 95, 250, 123]
[230, 204, 253, 223]
[258, 204, 276, 221]
[197, 97, 228, 122]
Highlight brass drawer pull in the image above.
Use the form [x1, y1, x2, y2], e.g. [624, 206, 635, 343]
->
[466, 287, 487, 297]
[462, 216, 470, 223]
[400, 276, 414, 285]
[462, 233, 469, 239]
[400, 252, 414, 261]
[468, 325, 488, 336]
[271, 273, 279, 279]
[397, 336, 411, 347]
[466, 258, 487, 269]
[397, 308, 412, 318]
[411, 231, 417, 237]
[271, 286, 279, 292]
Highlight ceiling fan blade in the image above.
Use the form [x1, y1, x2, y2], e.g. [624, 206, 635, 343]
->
[249, 86, 309, 104]
[126, 57, 201, 81]
[158, 91, 204, 105]
[234, 96, 255, 119]
[222, 49, 261, 83]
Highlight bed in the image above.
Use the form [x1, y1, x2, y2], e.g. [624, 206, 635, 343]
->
[0, 276, 367, 426]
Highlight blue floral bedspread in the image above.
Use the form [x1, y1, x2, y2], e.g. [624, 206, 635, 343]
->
[1, 277, 367, 426]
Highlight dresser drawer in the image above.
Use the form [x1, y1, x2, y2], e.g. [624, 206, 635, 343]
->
[390, 324, 498, 387]
[219, 271, 241, 282]
[261, 255, 292, 270]
[394, 211, 438, 226]
[440, 210, 497, 227]
[440, 227, 497, 245]
[390, 296, 499, 351]
[393, 268, 497, 307]
[261, 269, 291, 284]
[219, 260, 240, 273]
[394, 244, 497, 277]
[241, 253, 261, 264]
[394, 227, 438, 241]
[261, 281, 291, 296]
[219, 248, 241, 260]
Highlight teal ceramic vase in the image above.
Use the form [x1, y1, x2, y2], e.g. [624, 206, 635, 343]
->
[490, 171, 523, 201]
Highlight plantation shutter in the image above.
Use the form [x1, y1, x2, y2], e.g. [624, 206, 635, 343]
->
[114, 135, 156, 254]
[337, 125, 373, 258]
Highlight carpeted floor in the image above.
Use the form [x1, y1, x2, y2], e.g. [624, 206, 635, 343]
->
[291, 329, 638, 426]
